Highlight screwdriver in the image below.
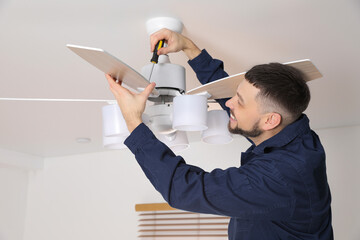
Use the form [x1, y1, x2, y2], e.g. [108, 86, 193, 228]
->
[148, 40, 165, 82]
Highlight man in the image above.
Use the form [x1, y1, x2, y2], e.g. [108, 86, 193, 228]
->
[106, 28, 333, 239]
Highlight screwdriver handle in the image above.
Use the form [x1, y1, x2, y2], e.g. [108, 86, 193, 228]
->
[151, 40, 165, 64]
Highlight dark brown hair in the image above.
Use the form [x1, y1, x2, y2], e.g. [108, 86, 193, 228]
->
[245, 62, 310, 124]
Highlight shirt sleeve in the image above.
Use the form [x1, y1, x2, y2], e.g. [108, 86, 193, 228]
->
[188, 49, 230, 115]
[125, 123, 295, 221]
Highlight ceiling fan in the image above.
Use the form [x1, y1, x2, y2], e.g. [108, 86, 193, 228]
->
[0, 17, 323, 153]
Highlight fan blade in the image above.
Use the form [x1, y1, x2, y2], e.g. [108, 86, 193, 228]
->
[67, 44, 160, 97]
[0, 98, 114, 103]
[286, 59, 323, 81]
[186, 59, 322, 100]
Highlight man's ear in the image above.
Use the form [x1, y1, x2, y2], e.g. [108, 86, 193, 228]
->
[262, 113, 282, 130]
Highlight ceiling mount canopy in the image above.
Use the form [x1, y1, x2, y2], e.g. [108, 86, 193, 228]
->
[146, 17, 184, 35]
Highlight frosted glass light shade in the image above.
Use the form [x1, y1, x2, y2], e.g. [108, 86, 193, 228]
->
[102, 104, 129, 137]
[103, 136, 128, 150]
[172, 95, 208, 131]
[201, 110, 233, 144]
[158, 131, 189, 153]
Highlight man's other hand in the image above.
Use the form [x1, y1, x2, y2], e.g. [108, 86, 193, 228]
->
[106, 74, 156, 133]
[150, 28, 201, 60]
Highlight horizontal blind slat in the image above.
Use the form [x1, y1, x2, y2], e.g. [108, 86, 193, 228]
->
[136, 203, 176, 212]
[139, 228, 228, 232]
[140, 212, 196, 216]
[139, 222, 229, 227]
[139, 217, 230, 221]
[138, 234, 228, 238]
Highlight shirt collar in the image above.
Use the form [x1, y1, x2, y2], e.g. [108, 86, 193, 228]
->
[251, 114, 311, 155]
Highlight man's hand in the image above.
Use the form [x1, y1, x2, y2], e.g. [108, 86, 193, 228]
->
[150, 28, 201, 60]
[106, 74, 156, 133]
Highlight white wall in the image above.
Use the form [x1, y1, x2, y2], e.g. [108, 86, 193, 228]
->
[0, 149, 43, 240]
[23, 137, 250, 240]
[0, 166, 28, 240]
[0, 125, 356, 240]
[23, 150, 164, 240]
[0, 149, 41, 240]
[317, 125, 360, 239]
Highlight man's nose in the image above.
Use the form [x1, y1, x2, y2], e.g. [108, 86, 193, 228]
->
[225, 99, 230, 108]
[225, 96, 235, 108]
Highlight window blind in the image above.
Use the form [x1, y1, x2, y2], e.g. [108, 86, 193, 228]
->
[135, 203, 230, 239]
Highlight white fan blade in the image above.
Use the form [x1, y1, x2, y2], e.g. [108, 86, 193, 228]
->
[67, 44, 160, 97]
[187, 59, 322, 100]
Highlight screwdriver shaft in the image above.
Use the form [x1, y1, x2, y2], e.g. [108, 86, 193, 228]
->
[148, 63, 155, 82]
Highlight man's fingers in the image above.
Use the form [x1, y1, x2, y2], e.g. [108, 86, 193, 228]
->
[106, 74, 123, 90]
[150, 28, 170, 52]
[157, 47, 170, 55]
[106, 73, 155, 98]
[141, 82, 156, 99]
[105, 74, 117, 86]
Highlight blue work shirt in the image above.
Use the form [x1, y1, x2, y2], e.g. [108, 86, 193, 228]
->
[125, 50, 333, 239]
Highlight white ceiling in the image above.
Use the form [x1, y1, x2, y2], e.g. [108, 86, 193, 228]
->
[0, 0, 359, 157]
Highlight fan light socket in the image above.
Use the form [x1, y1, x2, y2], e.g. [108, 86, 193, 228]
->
[145, 104, 176, 134]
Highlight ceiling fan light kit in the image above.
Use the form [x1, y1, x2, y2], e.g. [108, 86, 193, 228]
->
[97, 17, 234, 151]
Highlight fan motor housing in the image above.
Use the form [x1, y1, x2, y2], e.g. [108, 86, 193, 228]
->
[141, 64, 185, 92]
[141, 55, 186, 99]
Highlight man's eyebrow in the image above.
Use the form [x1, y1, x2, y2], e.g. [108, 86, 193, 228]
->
[237, 92, 244, 103]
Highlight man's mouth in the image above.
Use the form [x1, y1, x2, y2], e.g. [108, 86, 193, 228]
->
[230, 111, 236, 121]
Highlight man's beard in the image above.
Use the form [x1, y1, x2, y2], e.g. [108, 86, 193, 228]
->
[228, 119, 263, 138]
